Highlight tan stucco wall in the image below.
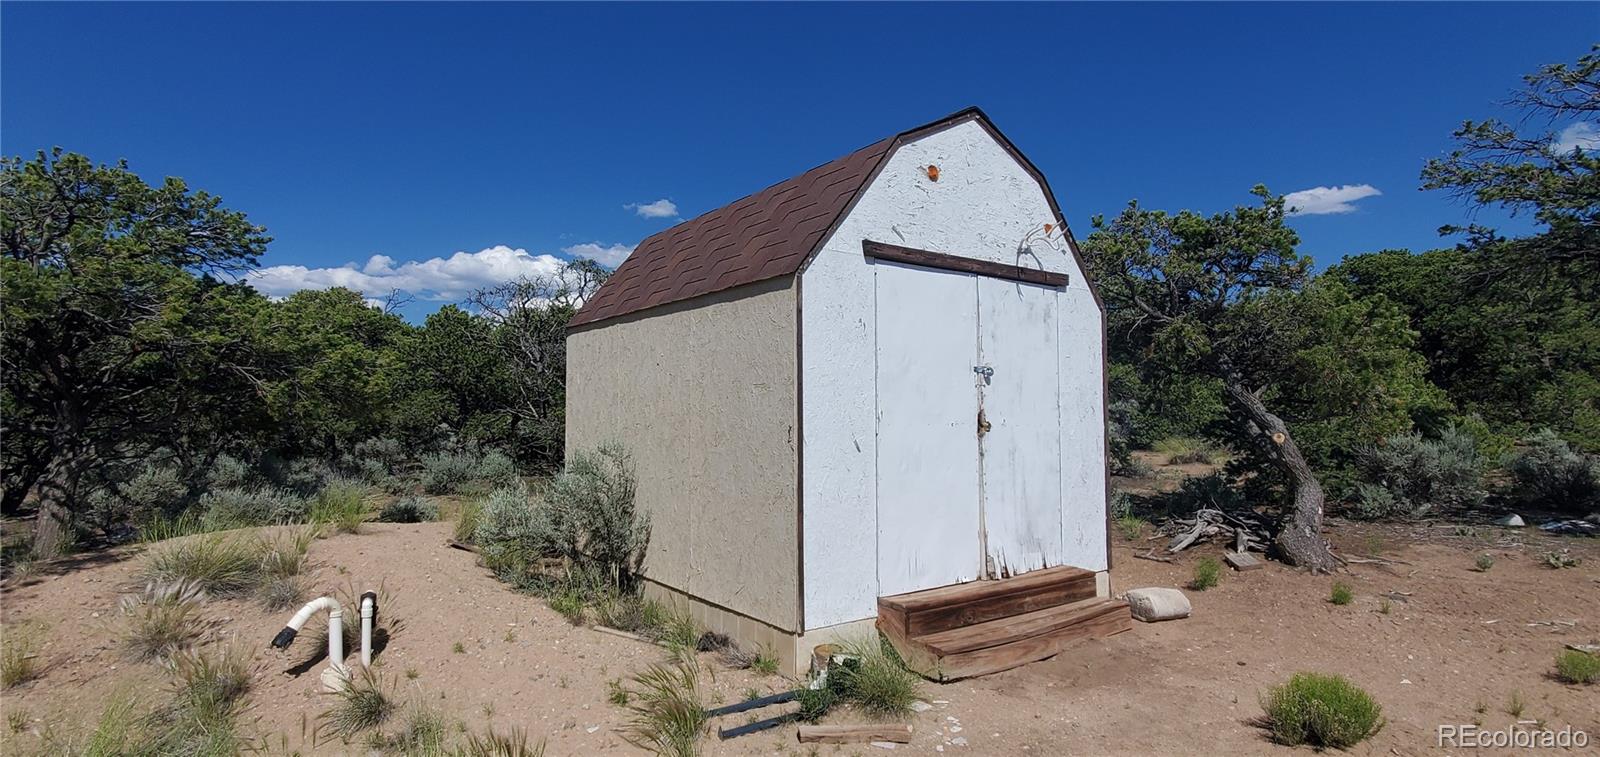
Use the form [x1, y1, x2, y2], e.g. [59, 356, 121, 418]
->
[566, 276, 800, 632]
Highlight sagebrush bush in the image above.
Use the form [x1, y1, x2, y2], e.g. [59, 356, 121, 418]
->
[543, 444, 649, 590]
[198, 486, 305, 530]
[1109, 489, 1133, 519]
[1353, 427, 1485, 519]
[421, 451, 477, 494]
[473, 483, 545, 577]
[378, 494, 439, 523]
[353, 437, 406, 473]
[120, 462, 190, 516]
[475, 450, 520, 488]
[1555, 650, 1599, 685]
[1261, 672, 1383, 748]
[1505, 429, 1600, 513]
[119, 580, 208, 661]
[206, 454, 254, 490]
[310, 477, 369, 533]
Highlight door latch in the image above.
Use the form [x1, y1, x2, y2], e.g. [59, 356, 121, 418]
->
[977, 408, 992, 437]
[973, 365, 994, 380]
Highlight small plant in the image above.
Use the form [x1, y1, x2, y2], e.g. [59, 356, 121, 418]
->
[384, 705, 448, 754]
[378, 494, 440, 523]
[1378, 598, 1392, 615]
[7, 708, 26, 733]
[405, 667, 420, 680]
[1260, 672, 1383, 748]
[607, 677, 632, 706]
[142, 534, 262, 597]
[455, 498, 484, 544]
[119, 581, 208, 661]
[1154, 437, 1216, 466]
[2, 625, 40, 687]
[1540, 549, 1582, 569]
[751, 648, 780, 676]
[1190, 557, 1222, 591]
[319, 666, 396, 738]
[453, 641, 466, 654]
[459, 726, 546, 757]
[828, 635, 922, 718]
[1554, 650, 1599, 685]
[165, 643, 254, 724]
[654, 607, 699, 653]
[1115, 514, 1145, 541]
[421, 451, 478, 495]
[1329, 582, 1354, 605]
[1505, 690, 1526, 717]
[794, 685, 837, 722]
[622, 657, 707, 757]
[1472, 553, 1495, 572]
[309, 477, 369, 534]
[504, 629, 517, 643]
[548, 590, 586, 626]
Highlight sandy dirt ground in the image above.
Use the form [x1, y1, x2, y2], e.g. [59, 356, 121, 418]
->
[3, 512, 1597, 756]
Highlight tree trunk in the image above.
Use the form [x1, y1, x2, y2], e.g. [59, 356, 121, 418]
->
[1220, 375, 1337, 573]
[31, 451, 82, 559]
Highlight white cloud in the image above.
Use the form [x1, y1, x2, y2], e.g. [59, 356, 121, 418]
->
[625, 198, 679, 219]
[1283, 184, 1382, 216]
[246, 245, 567, 301]
[1552, 122, 1600, 154]
[562, 242, 634, 267]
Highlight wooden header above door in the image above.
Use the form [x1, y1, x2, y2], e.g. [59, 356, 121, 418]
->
[862, 240, 1070, 288]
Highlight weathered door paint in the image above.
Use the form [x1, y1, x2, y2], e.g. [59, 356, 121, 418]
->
[873, 261, 983, 597]
[976, 278, 1064, 576]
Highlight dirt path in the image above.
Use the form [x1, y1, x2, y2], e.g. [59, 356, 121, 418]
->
[3, 521, 1596, 755]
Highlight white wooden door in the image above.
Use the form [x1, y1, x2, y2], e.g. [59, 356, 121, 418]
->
[873, 261, 983, 597]
[977, 278, 1064, 576]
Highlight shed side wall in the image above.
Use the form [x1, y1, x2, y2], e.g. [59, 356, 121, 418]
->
[566, 277, 800, 631]
[800, 119, 1107, 631]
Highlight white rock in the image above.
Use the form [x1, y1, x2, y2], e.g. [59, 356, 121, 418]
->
[870, 742, 897, 750]
[952, 737, 968, 747]
[1496, 514, 1525, 527]
[585, 726, 599, 734]
[911, 700, 933, 712]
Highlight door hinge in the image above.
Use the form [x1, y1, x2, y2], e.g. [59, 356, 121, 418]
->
[977, 407, 992, 437]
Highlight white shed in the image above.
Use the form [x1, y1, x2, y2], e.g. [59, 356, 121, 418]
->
[567, 108, 1126, 679]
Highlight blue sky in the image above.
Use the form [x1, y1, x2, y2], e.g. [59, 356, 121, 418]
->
[3, 2, 1594, 318]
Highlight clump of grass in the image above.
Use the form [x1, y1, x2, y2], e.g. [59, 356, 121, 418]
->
[1472, 553, 1495, 572]
[1115, 514, 1145, 541]
[452, 641, 465, 654]
[1329, 582, 1354, 606]
[459, 726, 546, 756]
[1154, 437, 1218, 465]
[1554, 650, 1600, 685]
[593, 592, 667, 636]
[142, 534, 261, 597]
[254, 527, 317, 610]
[139, 644, 254, 755]
[1190, 556, 1222, 591]
[607, 678, 631, 706]
[46, 691, 145, 756]
[653, 607, 699, 653]
[1260, 672, 1383, 748]
[1505, 690, 1526, 717]
[2, 624, 40, 688]
[319, 666, 396, 738]
[621, 657, 707, 757]
[1540, 549, 1582, 569]
[378, 494, 439, 523]
[137, 510, 209, 544]
[548, 590, 587, 626]
[7, 708, 26, 733]
[794, 685, 837, 722]
[381, 704, 449, 753]
[1378, 597, 1392, 615]
[119, 581, 208, 661]
[751, 648, 780, 676]
[310, 478, 369, 534]
[454, 498, 484, 544]
[829, 635, 922, 718]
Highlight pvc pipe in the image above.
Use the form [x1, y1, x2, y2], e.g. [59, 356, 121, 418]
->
[270, 596, 347, 672]
[358, 591, 377, 667]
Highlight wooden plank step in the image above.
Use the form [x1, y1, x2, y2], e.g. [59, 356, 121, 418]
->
[877, 566, 1098, 637]
[881, 597, 1132, 681]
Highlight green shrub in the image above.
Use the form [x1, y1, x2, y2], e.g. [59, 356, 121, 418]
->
[318, 666, 395, 738]
[1329, 582, 1354, 605]
[1261, 672, 1383, 748]
[143, 535, 261, 597]
[198, 486, 305, 530]
[473, 483, 545, 576]
[206, 454, 254, 490]
[1540, 549, 1583, 569]
[1505, 429, 1600, 513]
[1353, 427, 1485, 519]
[455, 498, 484, 544]
[621, 657, 706, 757]
[543, 444, 649, 590]
[1472, 553, 1494, 572]
[829, 635, 921, 718]
[1555, 650, 1599, 685]
[1116, 515, 1144, 541]
[1190, 557, 1222, 591]
[276, 457, 335, 496]
[353, 437, 406, 473]
[1154, 437, 1218, 465]
[421, 451, 477, 494]
[120, 462, 190, 516]
[377, 494, 439, 523]
[475, 450, 520, 488]
[119, 581, 208, 661]
[309, 478, 369, 533]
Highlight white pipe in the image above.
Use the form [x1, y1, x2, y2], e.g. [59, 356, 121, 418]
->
[358, 591, 376, 667]
[270, 596, 347, 672]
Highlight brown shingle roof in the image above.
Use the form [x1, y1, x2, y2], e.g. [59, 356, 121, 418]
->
[568, 107, 1096, 329]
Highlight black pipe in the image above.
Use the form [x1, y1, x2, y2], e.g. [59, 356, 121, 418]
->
[270, 626, 298, 649]
[717, 714, 791, 740]
[704, 690, 796, 718]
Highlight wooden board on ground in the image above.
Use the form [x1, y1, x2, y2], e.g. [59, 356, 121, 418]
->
[1224, 551, 1262, 571]
[796, 724, 913, 744]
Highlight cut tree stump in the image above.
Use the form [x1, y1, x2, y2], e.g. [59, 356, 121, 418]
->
[1224, 552, 1262, 571]
[796, 724, 913, 744]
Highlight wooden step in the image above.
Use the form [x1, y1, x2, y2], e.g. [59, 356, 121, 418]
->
[877, 565, 1098, 638]
[880, 597, 1132, 681]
